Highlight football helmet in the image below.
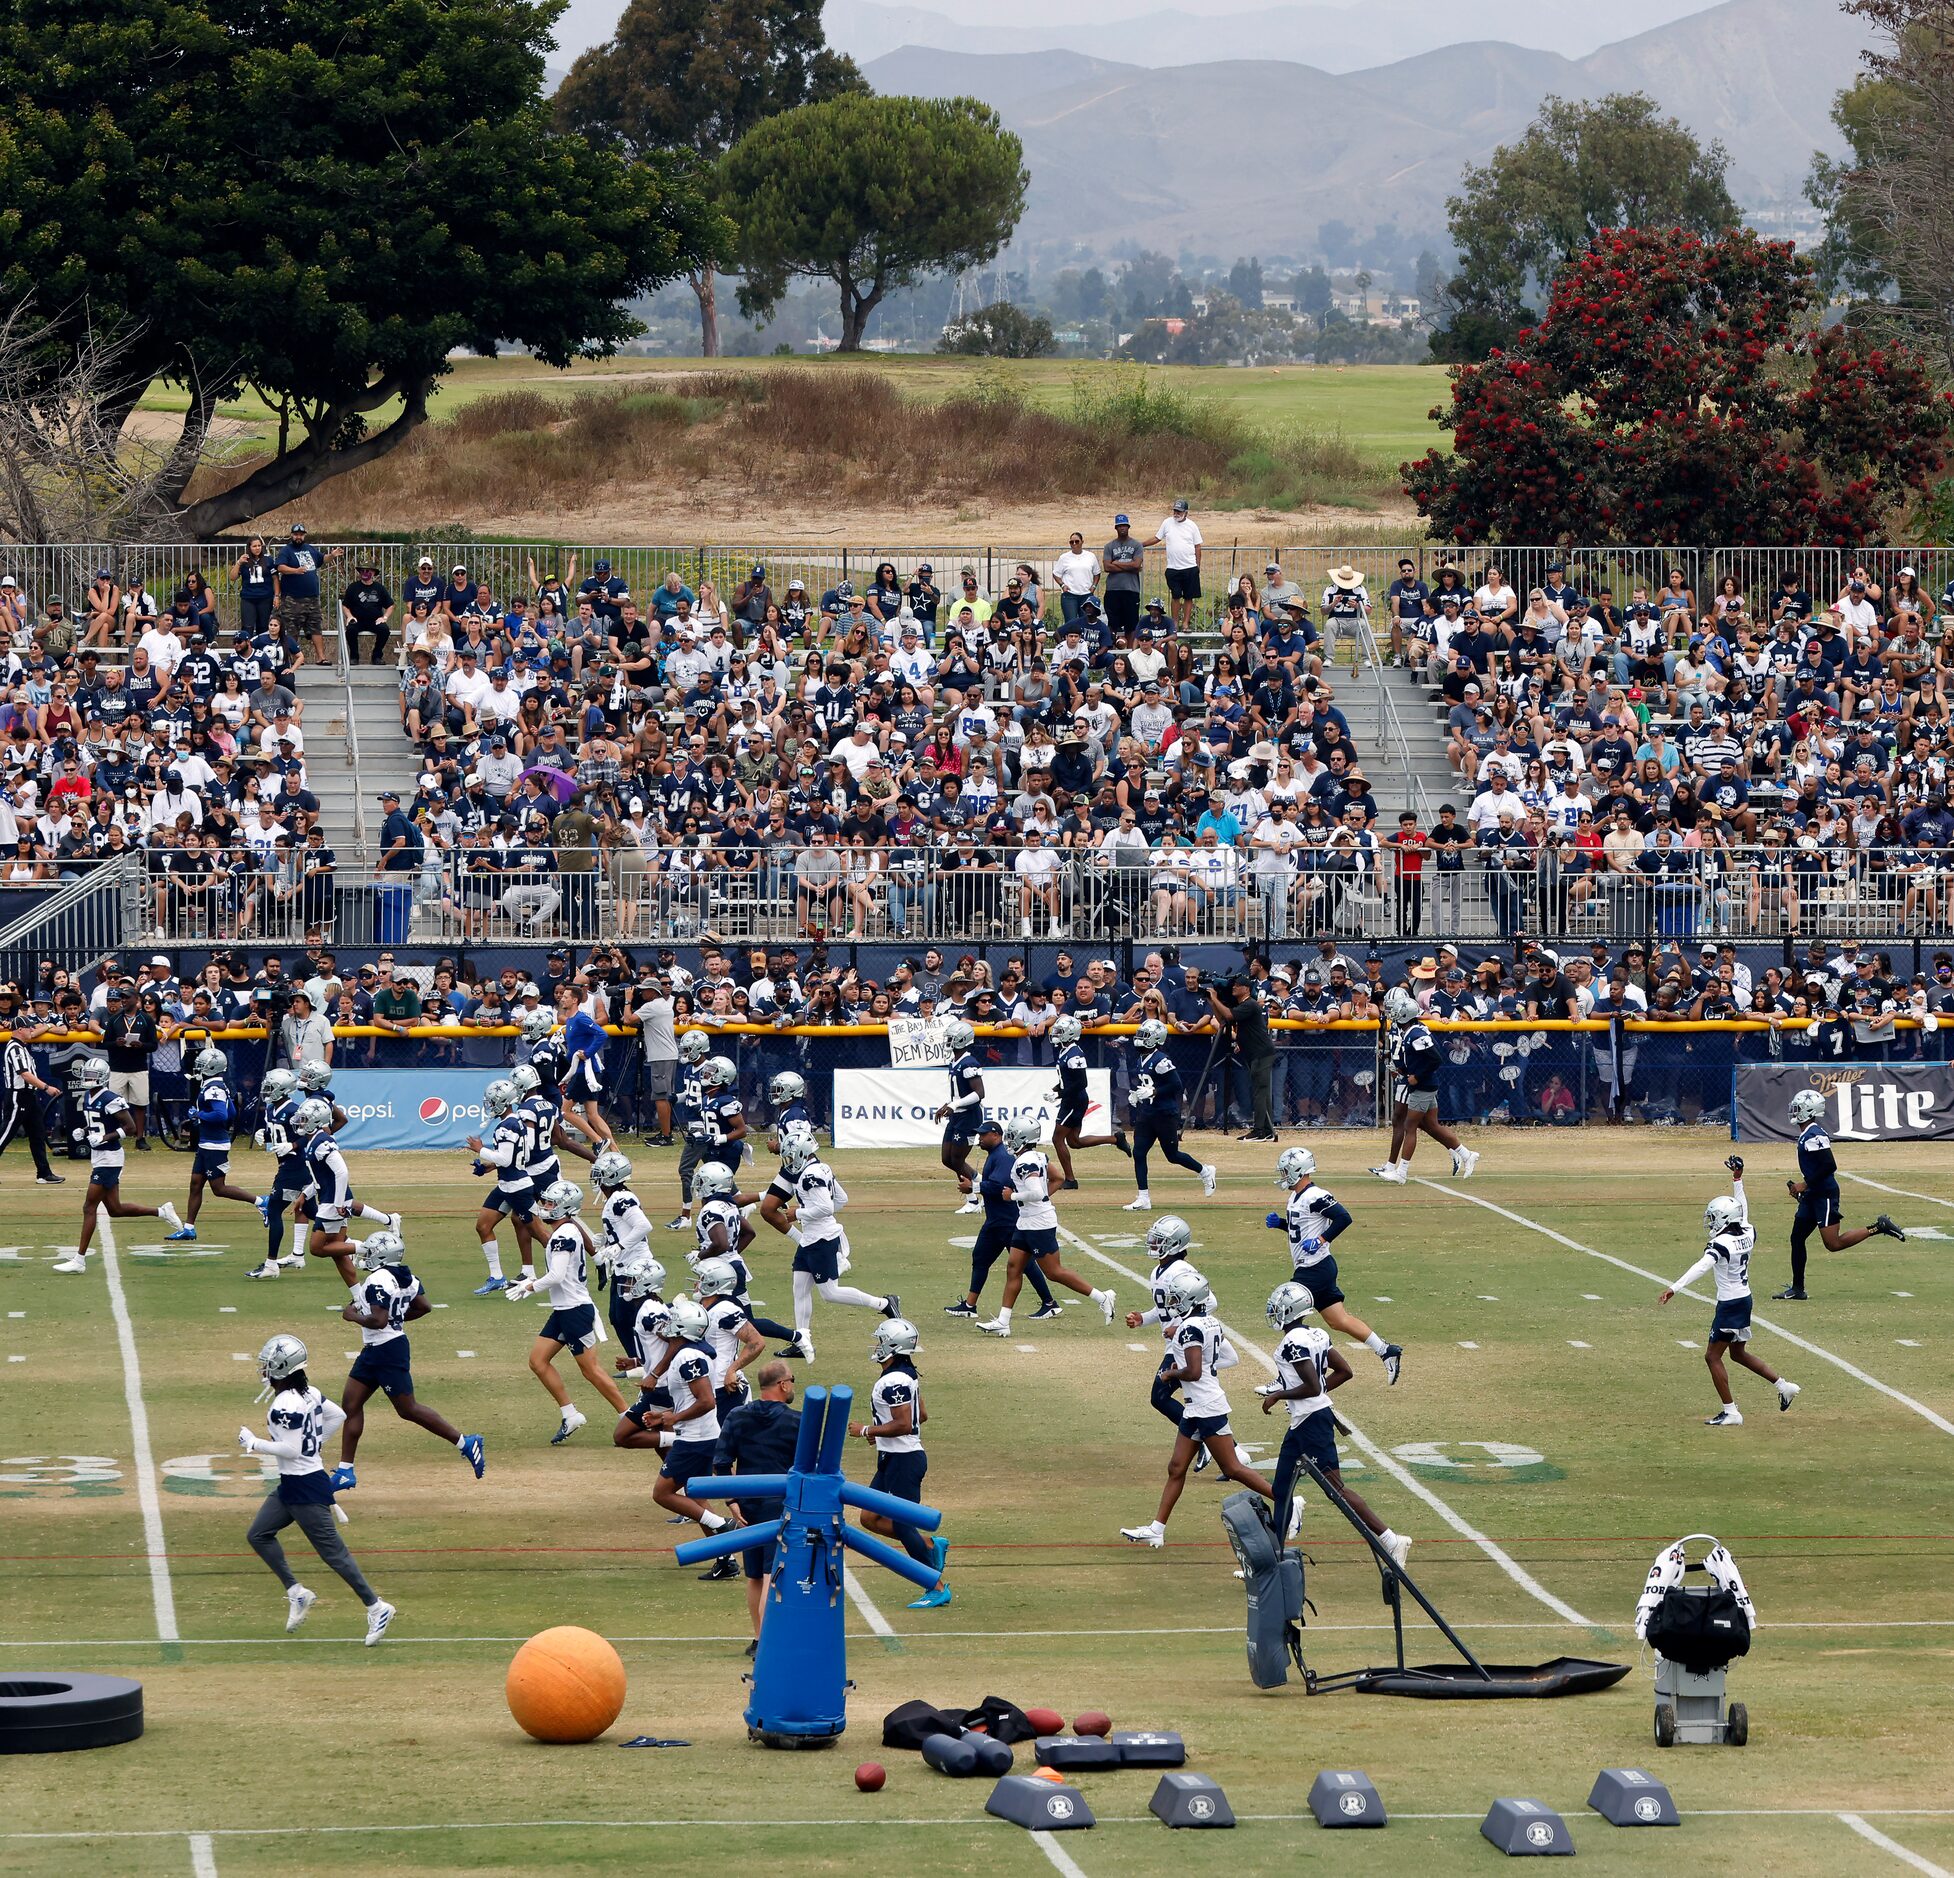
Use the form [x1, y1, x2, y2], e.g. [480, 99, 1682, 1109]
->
[537, 1178, 584, 1222]
[942, 1019, 975, 1052]
[779, 1131, 820, 1176]
[1266, 1279, 1317, 1330]
[1051, 1014, 1082, 1048]
[292, 1098, 332, 1137]
[665, 1295, 709, 1341]
[1382, 986, 1421, 1026]
[613, 1250, 666, 1301]
[355, 1231, 406, 1272]
[483, 1078, 519, 1119]
[261, 1068, 299, 1106]
[1134, 1017, 1168, 1052]
[871, 1317, 921, 1362]
[693, 1256, 740, 1300]
[1789, 1089, 1826, 1126]
[1003, 1115, 1041, 1153]
[591, 1150, 634, 1192]
[1160, 1263, 1213, 1318]
[296, 1061, 333, 1092]
[678, 1030, 711, 1064]
[77, 1056, 110, 1089]
[1146, 1213, 1193, 1264]
[257, 1332, 308, 1383]
[701, 1054, 736, 1091]
[509, 1062, 542, 1096]
[1704, 1194, 1746, 1236]
[693, 1162, 736, 1200]
[1275, 1145, 1317, 1187]
[520, 1008, 555, 1043]
[769, 1070, 806, 1105]
[193, 1045, 228, 1080]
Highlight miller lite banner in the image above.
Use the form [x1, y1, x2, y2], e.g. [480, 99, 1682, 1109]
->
[329, 1070, 495, 1149]
[1734, 1064, 1954, 1143]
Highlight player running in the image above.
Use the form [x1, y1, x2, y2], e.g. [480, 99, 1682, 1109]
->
[165, 1046, 266, 1239]
[551, 989, 614, 1149]
[944, 1116, 1057, 1321]
[1260, 1280, 1412, 1566]
[849, 1318, 951, 1609]
[246, 1064, 338, 1280]
[238, 1333, 395, 1645]
[1047, 1014, 1129, 1188]
[593, 1149, 657, 1345]
[329, 1232, 484, 1487]
[609, 1252, 676, 1451]
[1776, 1089, 1905, 1299]
[53, 1057, 181, 1271]
[1120, 1264, 1273, 1548]
[293, 1098, 397, 1287]
[767, 1070, 812, 1146]
[771, 1128, 898, 1364]
[932, 1018, 986, 1214]
[975, 1116, 1115, 1336]
[1268, 1146, 1402, 1384]
[645, 1294, 737, 1542]
[668, 1029, 713, 1231]
[1122, 1017, 1215, 1213]
[1124, 1212, 1225, 1474]
[689, 1162, 802, 1354]
[1373, 986, 1477, 1183]
[505, 1179, 628, 1443]
[1661, 1157, 1802, 1426]
[469, 1078, 539, 1292]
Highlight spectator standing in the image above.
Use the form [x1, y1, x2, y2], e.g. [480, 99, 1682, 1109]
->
[1151, 500, 1203, 635]
[1052, 532, 1101, 629]
[100, 979, 160, 1148]
[274, 524, 338, 666]
[1103, 515, 1145, 640]
[278, 988, 334, 1071]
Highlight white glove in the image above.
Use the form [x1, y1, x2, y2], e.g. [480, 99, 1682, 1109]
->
[505, 1279, 535, 1302]
[252, 1127, 267, 1148]
[237, 1426, 257, 1454]
[1133, 1078, 1156, 1104]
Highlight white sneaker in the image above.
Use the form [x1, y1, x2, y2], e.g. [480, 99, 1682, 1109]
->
[1383, 1532, 1412, 1570]
[954, 1197, 982, 1216]
[1705, 1406, 1744, 1427]
[245, 1260, 280, 1279]
[1285, 1495, 1307, 1541]
[975, 1315, 1009, 1337]
[1376, 1164, 1409, 1185]
[363, 1598, 396, 1646]
[1777, 1381, 1800, 1412]
[1121, 1196, 1153, 1212]
[1200, 1164, 1217, 1197]
[552, 1405, 588, 1445]
[1095, 1287, 1116, 1324]
[1453, 1149, 1480, 1180]
[280, 1252, 307, 1269]
[158, 1200, 183, 1231]
[51, 1255, 87, 1274]
[285, 1584, 317, 1632]
[1367, 1165, 1393, 1179]
[1120, 1521, 1166, 1548]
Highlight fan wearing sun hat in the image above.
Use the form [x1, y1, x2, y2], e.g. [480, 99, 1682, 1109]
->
[1321, 564, 1371, 675]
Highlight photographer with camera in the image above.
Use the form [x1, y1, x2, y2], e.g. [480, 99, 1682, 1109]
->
[1207, 972, 1279, 1142]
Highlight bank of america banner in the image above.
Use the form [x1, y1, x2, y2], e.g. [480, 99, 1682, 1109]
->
[1734, 1064, 1954, 1143]
[835, 1067, 1113, 1149]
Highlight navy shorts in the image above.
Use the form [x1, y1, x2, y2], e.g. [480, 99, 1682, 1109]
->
[350, 1338, 414, 1397]
[1056, 1099, 1087, 1130]
[274, 1165, 310, 1203]
[89, 1163, 122, 1190]
[193, 1146, 231, 1180]
[714, 1382, 750, 1424]
[1710, 1295, 1754, 1344]
[869, 1449, 929, 1505]
[660, 1437, 719, 1486]
[488, 1182, 536, 1221]
[942, 1117, 982, 1149]
[1279, 1411, 1340, 1478]
[541, 1302, 599, 1353]
[1016, 1225, 1060, 1259]
[1291, 1254, 1344, 1310]
[793, 1234, 843, 1284]
[565, 1059, 605, 1101]
[1797, 1189, 1842, 1230]
[1180, 1410, 1232, 1440]
[624, 1385, 672, 1428]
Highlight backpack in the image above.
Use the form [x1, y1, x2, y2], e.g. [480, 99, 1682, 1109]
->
[1645, 1585, 1751, 1673]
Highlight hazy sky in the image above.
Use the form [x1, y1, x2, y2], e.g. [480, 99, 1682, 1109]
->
[551, 0, 1720, 63]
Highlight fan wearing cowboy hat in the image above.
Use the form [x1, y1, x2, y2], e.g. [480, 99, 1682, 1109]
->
[1321, 564, 1370, 676]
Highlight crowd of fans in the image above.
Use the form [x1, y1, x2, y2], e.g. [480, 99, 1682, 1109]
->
[3, 529, 1952, 948]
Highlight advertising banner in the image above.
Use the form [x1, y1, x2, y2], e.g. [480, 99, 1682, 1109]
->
[1733, 1063, 1954, 1143]
[328, 1069, 496, 1150]
[834, 1067, 1114, 1149]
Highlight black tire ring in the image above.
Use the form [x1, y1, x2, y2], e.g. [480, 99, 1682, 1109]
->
[0, 1674, 144, 1753]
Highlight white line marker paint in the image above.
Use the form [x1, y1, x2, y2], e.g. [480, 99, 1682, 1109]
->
[456, 1350, 476, 1359]
[189, 1831, 219, 1878]
[6, 1355, 23, 1363]
[218, 1306, 236, 1313]
[1897, 1340, 1922, 1348]
[99, 1215, 178, 1645]
[1582, 1293, 1602, 1300]
[1568, 1341, 1591, 1349]
[1478, 1295, 1499, 1301]
[1841, 1171, 1953, 1211]
[7, 1310, 24, 1318]
[1838, 1813, 1953, 1876]
[1125, 1343, 1150, 1353]
[1031, 1831, 1091, 1878]
[1373, 1296, 1392, 1303]
[1896, 1292, 1915, 1298]
[1414, 1180, 1954, 1440]
[1054, 1224, 1596, 1629]
[231, 1352, 251, 1361]
[1678, 1340, 1699, 1347]
[1458, 1341, 1479, 1349]
[1015, 1344, 1038, 1354]
[840, 1566, 895, 1641]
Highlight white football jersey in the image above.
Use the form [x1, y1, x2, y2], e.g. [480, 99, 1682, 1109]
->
[1010, 1149, 1057, 1232]
[1286, 1186, 1339, 1267]
[869, 1362, 924, 1453]
[601, 1187, 651, 1258]
[664, 1341, 719, 1444]
[1174, 1312, 1230, 1419]
[703, 1297, 748, 1390]
[536, 1223, 592, 1310]
[1273, 1323, 1333, 1427]
[695, 1196, 744, 1261]
[355, 1265, 419, 1347]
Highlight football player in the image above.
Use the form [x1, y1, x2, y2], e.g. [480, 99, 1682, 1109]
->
[53, 1057, 181, 1272]
[166, 1046, 266, 1239]
[690, 1255, 768, 1578]
[1123, 1213, 1216, 1468]
[609, 1253, 677, 1451]
[238, 1333, 394, 1645]
[511, 1059, 599, 1200]
[767, 1070, 812, 1147]
[506, 1179, 628, 1443]
[1661, 1157, 1802, 1425]
[1777, 1090, 1904, 1299]
[668, 1029, 713, 1231]
[592, 1150, 656, 1344]
[1047, 1014, 1129, 1188]
[944, 1117, 1057, 1320]
[1123, 1017, 1216, 1213]
[331, 1232, 484, 1487]
[849, 1318, 950, 1609]
[931, 1019, 986, 1214]
[1260, 1280, 1410, 1565]
[975, 1116, 1115, 1336]
[1267, 1146, 1402, 1385]
[774, 1129, 898, 1365]
[293, 1098, 398, 1289]
[468, 1077, 539, 1292]
[246, 1067, 312, 1279]
[645, 1294, 736, 1540]
[1120, 1265, 1273, 1548]
[1373, 985, 1477, 1183]
[690, 1162, 801, 1354]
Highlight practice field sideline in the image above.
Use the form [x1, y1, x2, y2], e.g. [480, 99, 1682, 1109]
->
[3, 1132, 1950, 1876]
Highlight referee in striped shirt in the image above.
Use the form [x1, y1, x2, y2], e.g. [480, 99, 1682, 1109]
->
[0, 1021, 64, 1183]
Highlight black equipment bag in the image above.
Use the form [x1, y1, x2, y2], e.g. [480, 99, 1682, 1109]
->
[1645, 1585, 1751, 1673]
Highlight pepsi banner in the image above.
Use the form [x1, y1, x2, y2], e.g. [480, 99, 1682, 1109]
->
[1734, 1064, 1954, 1143]
[329, 1069, 495, 1150]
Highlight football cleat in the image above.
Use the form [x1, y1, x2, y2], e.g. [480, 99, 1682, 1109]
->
[1381, 1344, 1404, 1386]
[363, 1599, 396, 1646]
[473, 1276, 511, 1294]
[278, 1252, 306, 1269]
[954, 1196, 982, 1215]
[879, 1293, 901, 1320]
[164, 1224, 197, 1242]
[461, 1434, 486, 1476]
[1120, 1521, 1166, 1548]
[1771, 1285, 1807, 1301]
[907, 1586, 953, 1609]
[696, 1556, 741, 1582]
[245, 1260, 280, 1279]
[1705, 1406, 1744, 1426]
[1192, 1445, 1210, 1474]
[1383, 1533, 1412, 1570]
[1200, 1164, 1217, 1197]
[1122, 1195, 1153, 1212]
[1776, 1382, 1800, 1413]
[157, 1201, 183, 1231]
[1095, 1287, 1116, 1324]
[975, 1315, 1009, 1337]
[1871, 1215, 1906, 1241]
[1454, 1148, 1480, 1179]
[1376, 1164, 1409, 1184]
[285, 1585, 317, 1632]
[51, 1255, 87, 1274]
[552, 1406, 588, 1445]
[944, 1300, 978, 1318]
[1028, 1300, 1065, 1321]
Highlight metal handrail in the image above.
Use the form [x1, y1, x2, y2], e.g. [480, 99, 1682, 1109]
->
[1355, 610, 1434, 822]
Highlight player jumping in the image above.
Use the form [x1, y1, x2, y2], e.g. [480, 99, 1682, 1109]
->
[1047, 1013, 1129, 1188]
[1776, 1089, 1905, 1299]
[1660, 1156, 1801, 1425]
[330, 1232, 484, 1489]
[975, 1116, 1115, 1336]
[1373, 986, 1477, 1183]
[1269, 1146, 1402, 1384]
[505, 1178, 627, 1443]
[53, 1057, 181, 1272]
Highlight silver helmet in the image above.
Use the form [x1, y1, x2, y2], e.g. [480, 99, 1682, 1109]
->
[537, 1178, 584, 1222]
[1789, 1089, 1826, 1126]
[261, 1068, 299, 1106]
[1266, 1279, 1317, 1330]
[871, 1317, 921, 1362]
[592, 1150, 634, 1192]
[509, 1062, 541, 1096]
[257, 1332, 308, 1384]
[1275, 1145, 1316, 1187]
[614, 1250, 666, 1301]
[1003, 1114, 1041, 1153]
[355, 1230, 406, 1272]
[1134, 1017, 1168, 1052]
[769, 1070, 806, 1105]
[292, 1098, 332, 1137]
[193, 1045, 227, 1080]
[483, 1077, 519, 1118]
[693, 1162, 736, 1200]
[701, 1054, 736, 1091]
[77, 1055, 110, 1089]
[1161, 1263, 1213, 1318]
[693, 1256, 740, 1300]
[296, 1060, 333, 1093]
[678, 1030, 711, 1064]
[942, 1018, 975, 1051]
[1051, 1014, 1082, 1048]
[665, 1295, 709, 1340]
[520, 1008, 556, 1043]
[1382, 985, 1421, 1026]
[1146, 1213, 1193, 1264]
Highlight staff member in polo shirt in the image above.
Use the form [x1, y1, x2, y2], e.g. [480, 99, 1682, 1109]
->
[1150, 499, 1203, 634]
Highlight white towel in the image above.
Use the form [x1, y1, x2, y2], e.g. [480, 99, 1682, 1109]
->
[1634, 1533, 1757, 1640]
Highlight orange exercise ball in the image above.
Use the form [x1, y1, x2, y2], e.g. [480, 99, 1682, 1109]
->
[505, 1626, 627, 1743]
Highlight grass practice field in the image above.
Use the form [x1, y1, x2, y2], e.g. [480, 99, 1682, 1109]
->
[5, 1130, 1952, 1876]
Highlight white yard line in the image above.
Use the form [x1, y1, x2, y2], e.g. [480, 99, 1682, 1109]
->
[1052, 1226, 1597, 1630]
[840, 1565, 897, 1641]
[188, 1832, 218, 1878]
[1839, 1814, 1954, 1877]
[99, 1213, 179, 1645]
[1413, 1181, 1954, 1440]
[1030, 1831, 1091, 1877]
[1842, 1171, 1954, 1211]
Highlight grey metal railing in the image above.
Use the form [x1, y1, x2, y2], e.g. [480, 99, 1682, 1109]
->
[0, 854, 138, 978]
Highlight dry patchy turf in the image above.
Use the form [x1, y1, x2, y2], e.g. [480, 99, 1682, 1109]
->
[2, 1131, 1951, 1875]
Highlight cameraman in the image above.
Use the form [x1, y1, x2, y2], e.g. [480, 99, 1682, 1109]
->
[1207, 973, 1278, 1142]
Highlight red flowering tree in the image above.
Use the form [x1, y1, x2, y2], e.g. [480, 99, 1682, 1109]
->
[1403, 226, 1953, 545]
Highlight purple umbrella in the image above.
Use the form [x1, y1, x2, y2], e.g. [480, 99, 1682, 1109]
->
[518, 764, 578, 804]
